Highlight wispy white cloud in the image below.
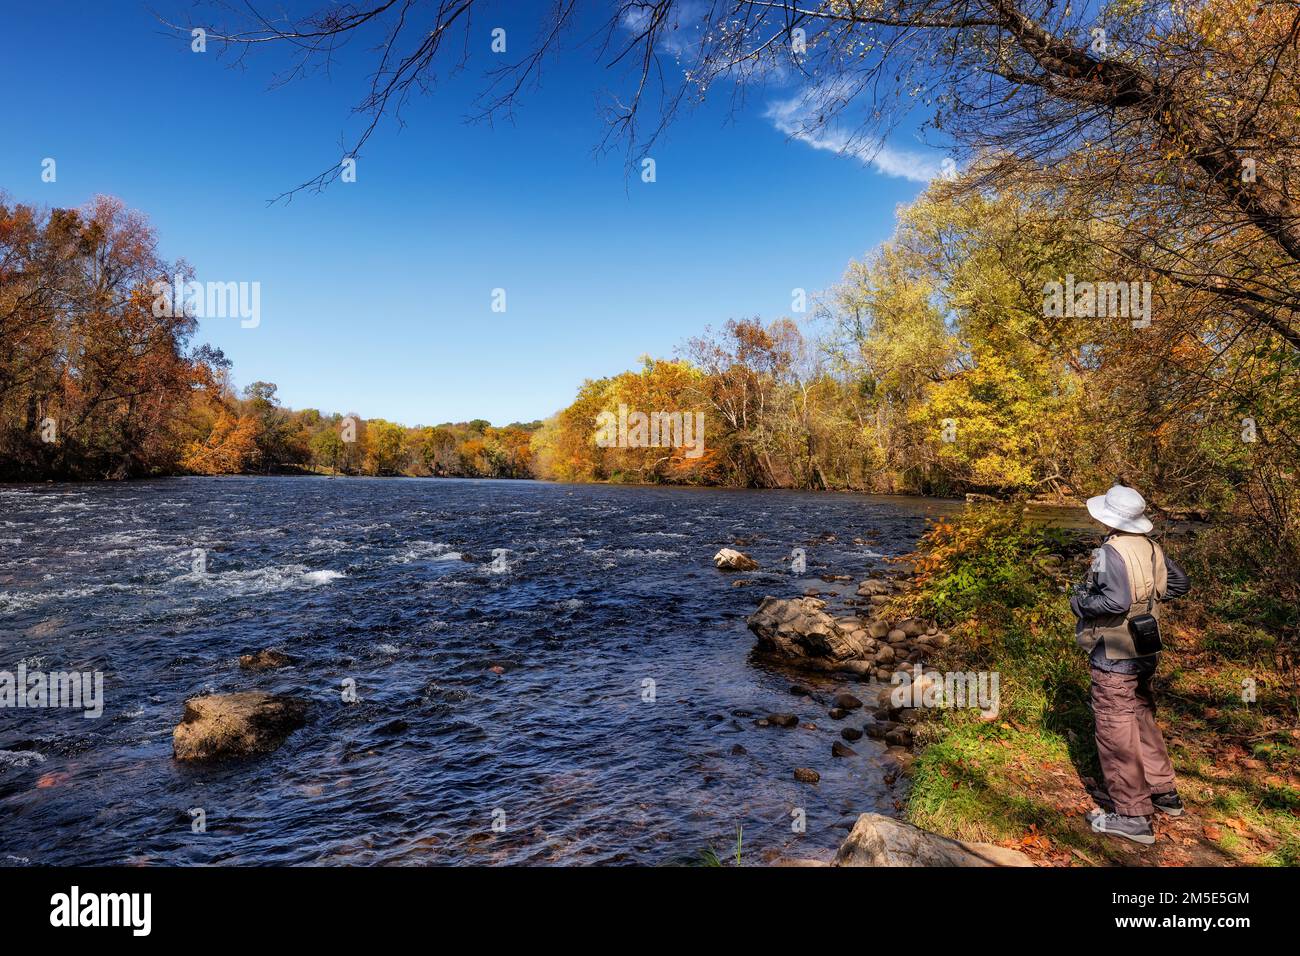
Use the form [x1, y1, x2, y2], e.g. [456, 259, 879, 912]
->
[764, 88, 945, 183]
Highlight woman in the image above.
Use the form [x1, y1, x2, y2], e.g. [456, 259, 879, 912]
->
[1070, 484, 1190, 845]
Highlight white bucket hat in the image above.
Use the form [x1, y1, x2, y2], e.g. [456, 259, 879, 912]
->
[1086, 484, 1153, 534]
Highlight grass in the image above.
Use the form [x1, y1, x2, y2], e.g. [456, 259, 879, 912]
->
[888, 506, 1300, 867]
[696, 825, 743, 867]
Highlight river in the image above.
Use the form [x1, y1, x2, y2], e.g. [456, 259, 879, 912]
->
[0, 477, 966, 865]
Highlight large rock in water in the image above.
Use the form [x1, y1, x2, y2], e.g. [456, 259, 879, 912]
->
[173, 692, 309, 762]
[832, 813, 1033, 867]
[747, 596, 874, 673]
[714, 548, 759, 571]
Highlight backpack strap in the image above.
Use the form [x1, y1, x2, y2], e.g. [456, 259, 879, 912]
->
[1145, 539, 1157, 613]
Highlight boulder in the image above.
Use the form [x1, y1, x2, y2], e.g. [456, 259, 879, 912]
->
[832, 813, 1033, 867]
[714, 548, 759, 571]
[238, 649, 294, 671]
[746, 596, 874, 671]
[867, 619, 891, 639]
[173, 692, 309, 762]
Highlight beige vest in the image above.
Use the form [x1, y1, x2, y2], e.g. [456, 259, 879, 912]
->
[1077, 533, 1168, 660]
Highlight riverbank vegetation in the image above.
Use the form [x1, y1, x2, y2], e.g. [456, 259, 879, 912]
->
[887, 507, 1299, 866]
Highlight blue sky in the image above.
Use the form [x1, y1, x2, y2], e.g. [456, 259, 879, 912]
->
[1, 1, 941, 426]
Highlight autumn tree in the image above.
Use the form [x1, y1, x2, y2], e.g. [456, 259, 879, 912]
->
[0, 194, 216, 479]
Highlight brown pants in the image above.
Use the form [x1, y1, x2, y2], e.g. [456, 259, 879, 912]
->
[1089, 667, 1177, 816]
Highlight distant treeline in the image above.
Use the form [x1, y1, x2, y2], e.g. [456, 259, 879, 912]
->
[0, 193, 533, 481]
[182, 384, 539, 479]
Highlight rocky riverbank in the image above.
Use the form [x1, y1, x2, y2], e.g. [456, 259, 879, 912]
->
[726, 548, 1031, 867]
[741, 560, 953, 775]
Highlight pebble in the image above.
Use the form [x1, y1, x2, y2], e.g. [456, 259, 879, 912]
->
[794, 768, 820, 784]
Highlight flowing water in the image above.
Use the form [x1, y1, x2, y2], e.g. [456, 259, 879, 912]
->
[0, 477, 964, 865]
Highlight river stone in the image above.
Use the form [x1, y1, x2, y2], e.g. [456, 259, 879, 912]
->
[886, 747, 914, 772]
[794, 767, 820, 784]
[714, 548, 759, 571]
[841, 727, 863, 742]
[832, 740, 856, 758]
[867, 619, 891, 639]
[238, 649, 294, 671]
[173, 692, 309, 762]
[832, 693, 863, 711]
[746, 596, 874, 670]
[832, 813, 1033, 867]
[874, 645, 896, 665]
[885, 728, 913, 747]
[887, 628, 908, 643]
[857, 579, 889, 596]
[767, 712, 799, 728]
[899, 617, 927, 638]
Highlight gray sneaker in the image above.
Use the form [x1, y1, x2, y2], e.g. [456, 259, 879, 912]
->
[1088, 810, 1155, 845]
[1151, 791, 1184, 816]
